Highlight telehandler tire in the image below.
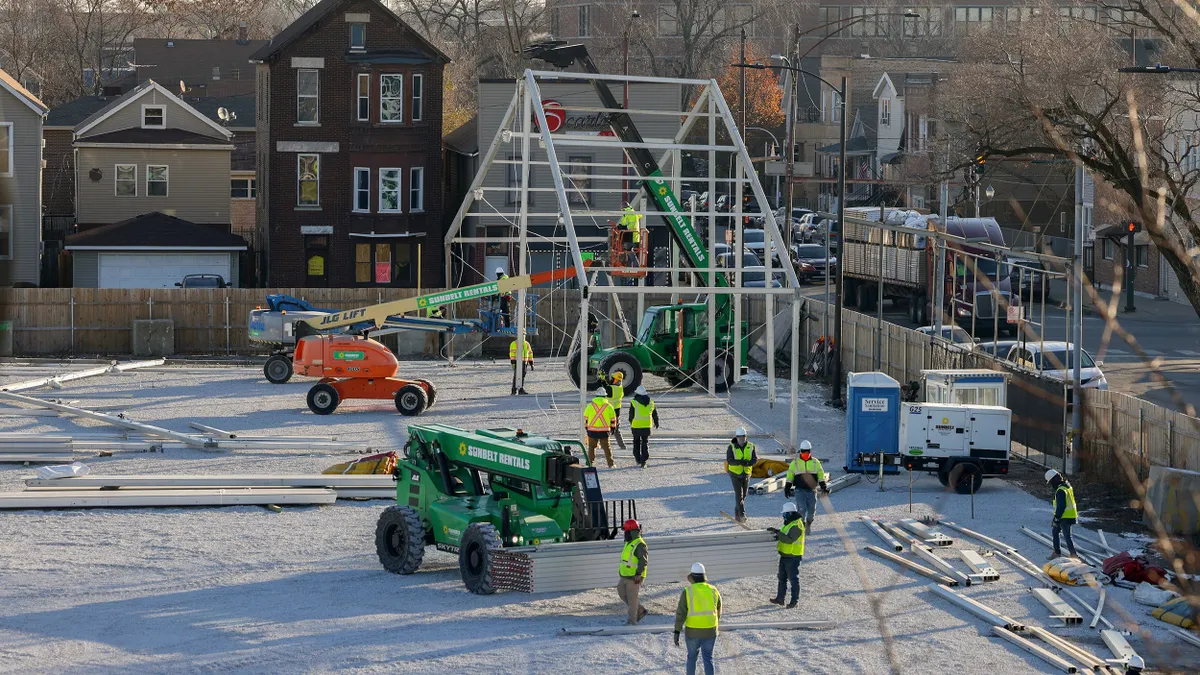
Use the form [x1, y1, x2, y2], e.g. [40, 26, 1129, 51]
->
[567, 349, 603, 390]
[459, 522, 502, 595]
[395, 384, 429, 416]
[376, 505, 425, 575]
[598, 352, 643, 391]
[307, 383, 339, 415]
[695, 351, 735, 393]
[264, 355, 293, 384]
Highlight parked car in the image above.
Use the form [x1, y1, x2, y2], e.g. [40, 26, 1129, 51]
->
[742, 228, 782, 261]
[176, 274, 228, 288]
[791, 244, 837, 280]
[1008, 256, 1051, 300]
[1002, 341, 1108, 389]
[741, 266, 783, 288]
[977, 339, 1019, 358]
[716, 251, 760, 270]
[915, 325, 978, 352]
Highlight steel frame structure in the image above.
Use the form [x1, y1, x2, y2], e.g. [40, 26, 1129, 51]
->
[444, 70, 805, 445]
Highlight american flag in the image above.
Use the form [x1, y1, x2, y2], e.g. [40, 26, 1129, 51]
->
[857, 158, 872, 179]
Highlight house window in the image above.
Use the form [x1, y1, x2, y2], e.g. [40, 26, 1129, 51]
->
[1006, 6, 1036, 23]
[881, 98, 891, 126]
[658, 6, 679, 35]
[955, 7, 994, 32]
[297, 68, 319, 124]
[212, 66, 221, 80]
[115, 164, 137, 196]
[411, 73, 423, 121]
[146, 165, 168, 196]
[354, 167, 371, 212]
[818, 7, 844, 36]
[904, 8, 944, 36]
[350, 23, 365, 50]
[142, 105, 165, 128]
[379, 168, 401, 212]
[579, 5, 591, 37]
[1136, 244, 1149, 268]
[230, 177, 256, 199]
[380, 74, 403, 122]
[1059, 5, 1099, 22]
[409, 167, 424, 211]
[0, 205, 10, 259]
[565, 155, 592, 205]
[356, 73, 370, 121]
[1102, 238, 1114, 260]
[230, 68, 240, 80]
[356, 241, 415, 286]
[298, 154, 319, 206]
[850, 7, 887, 37]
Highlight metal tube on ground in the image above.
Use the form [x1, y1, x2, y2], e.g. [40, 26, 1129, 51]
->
[910, 543, 972, 586]
[927, 583, 1023, 630]
[864, 546, 958, 586]
[990, 625, 1078, 674]
[938, 521, 1018, 553]
[1027, 627, 1108, 671]
[1031, 587, 1083, 625]
[188, 423, 237, 438]
[825, 473, 860, 493]
[1090, 587, 1106, 629]
[861, 517, 904, 552]
[0, 391, 212, 448]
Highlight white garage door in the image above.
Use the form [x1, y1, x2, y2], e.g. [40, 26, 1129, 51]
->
[98, 253, 231, 289]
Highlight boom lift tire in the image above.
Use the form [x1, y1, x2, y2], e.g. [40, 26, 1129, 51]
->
[459, 522, 502, 595]
[264, 354, 293, 384]
[415, 379, 438, 409]
[567, 349, 603, 390]
[375, 505, 425, 575]
[395, 384, 429, 416]
[597, 352, 643, 391]
[307, 383, 340, 415]
[695, 351, 735, 393]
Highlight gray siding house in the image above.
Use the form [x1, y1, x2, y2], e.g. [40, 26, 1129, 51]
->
[65, 80, 246, 288]
[0, 68, 48, 286]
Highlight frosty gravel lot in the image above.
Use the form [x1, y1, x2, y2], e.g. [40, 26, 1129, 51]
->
[0, 361, 1195, 674]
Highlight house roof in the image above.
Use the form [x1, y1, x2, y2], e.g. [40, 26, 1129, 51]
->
[76, 128, 235, 146]
[443, 117, 478, 155]
[0, 66, 47, 114]
[48, 93, 255, 130]
[249, 0, 450, 64]
[65, 212, 247, 250]
[74, 80, 233, 140]
[133, 37, 268, 88]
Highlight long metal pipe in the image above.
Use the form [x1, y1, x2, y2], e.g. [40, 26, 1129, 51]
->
[830, 75, 848, 404]
[864, 545, 958, 586]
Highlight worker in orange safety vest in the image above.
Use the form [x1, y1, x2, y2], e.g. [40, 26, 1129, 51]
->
[584, 387, 617, 468]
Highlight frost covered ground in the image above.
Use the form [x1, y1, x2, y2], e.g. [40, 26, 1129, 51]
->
[0, 360, 1195, 674]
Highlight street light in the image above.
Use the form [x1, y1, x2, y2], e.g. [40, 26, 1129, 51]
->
[735, 59, 848, 405]
[985, 185, 995, 199]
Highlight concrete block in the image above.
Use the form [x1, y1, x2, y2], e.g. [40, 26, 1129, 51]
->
[132, 320, 174, 357]
[1144, 465, 1200, 536]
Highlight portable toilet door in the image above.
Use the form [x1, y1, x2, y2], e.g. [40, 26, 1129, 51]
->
[845, 372, 902, 474]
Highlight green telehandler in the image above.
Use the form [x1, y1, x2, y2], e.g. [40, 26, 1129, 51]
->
[375, 423, 636, 594]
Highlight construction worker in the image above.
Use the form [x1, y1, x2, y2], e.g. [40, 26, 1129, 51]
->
[784, 440, 827, 530]
[767, 502, 805, 608]
[423, 306, 444, 358]
[619, 203, 643, 247]
[1045, 469, 1080, 559]
[509, 338, 533, 395]
[617, 519, 648, 625]
[605, 371, 626, 449]
[628, 385, 659, 468]
[584, 386, 617, 468]
[725, 426, 757, 522]
[673, 562, 722, 675]
[494, 267, 512, 328]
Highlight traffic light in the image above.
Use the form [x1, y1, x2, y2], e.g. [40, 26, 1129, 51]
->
[974, 153, 986, 174]
[1126, 221, 1140, 234]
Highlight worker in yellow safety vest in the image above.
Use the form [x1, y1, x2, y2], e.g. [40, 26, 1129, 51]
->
[619, 204, 643, 245]
[673, 562, 722, 675]
[628, 385, 660, 468]
[509, 338, 533, 396]
[767, 502, 805, 608]
[423, 306, 444, 358]
[617, 518, 648, 625]
[584, 387, 617, 467]
[784, 440, 827, 530]
[1045, 469, 1079, 559]
[725, 427, 757, 523]
[604, 371, 627, 450]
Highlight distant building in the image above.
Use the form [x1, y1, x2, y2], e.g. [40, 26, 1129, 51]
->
[0, 68, 47, 286]
[133, 27, 269, 98]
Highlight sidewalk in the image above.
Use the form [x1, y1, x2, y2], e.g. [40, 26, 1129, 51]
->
[1048, 279, 1199, 323]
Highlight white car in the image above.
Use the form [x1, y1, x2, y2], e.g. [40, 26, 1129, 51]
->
[916, 325, 977, 352]
[1002, 341, 1109, 389]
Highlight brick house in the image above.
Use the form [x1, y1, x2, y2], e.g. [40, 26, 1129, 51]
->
[251, 0, 449, 288]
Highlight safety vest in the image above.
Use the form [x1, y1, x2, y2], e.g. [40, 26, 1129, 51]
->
[608, 383, 625, 409]
[630, 399, 655, 429]
[684, 582, 720, 630]
[787, 456, 825, 486]
[584, 398, 615, 433]
[728, 441, 755, 475]
[509, 339, 533, 363]
[1055, 484, 1078, 519]
[620, 209, 642, 243]
[777, 519, 805, 557]
[619, 536, 645, 577]
[429, 307, 443, 319]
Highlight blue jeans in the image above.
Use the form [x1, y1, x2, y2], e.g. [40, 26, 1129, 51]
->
[794, 489, 817, 524]
[776, 556, 800, 604]
[1052, 519, 1077, 555]
[686, 635, 715, 675]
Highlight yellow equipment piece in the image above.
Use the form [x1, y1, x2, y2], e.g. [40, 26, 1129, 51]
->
[1152, 597, 1196, 629]
[323, 451, 398, 475]
[1042, 557, 1100, 586]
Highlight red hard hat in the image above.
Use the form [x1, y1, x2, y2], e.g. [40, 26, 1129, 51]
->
[622, 519, 640, 532]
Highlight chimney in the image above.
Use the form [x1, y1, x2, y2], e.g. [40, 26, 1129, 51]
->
[238, 21, 248, 44]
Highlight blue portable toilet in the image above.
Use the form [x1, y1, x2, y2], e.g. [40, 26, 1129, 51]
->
[845, 372, 901, 474]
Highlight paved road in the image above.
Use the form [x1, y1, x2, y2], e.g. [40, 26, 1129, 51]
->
[798, 279, 1200, 413]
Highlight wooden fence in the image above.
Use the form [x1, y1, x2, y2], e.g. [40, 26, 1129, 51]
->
[1080, 388, 1200, 478]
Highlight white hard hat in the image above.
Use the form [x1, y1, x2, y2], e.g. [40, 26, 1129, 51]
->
[495, 267, 506, 275]
[635, 385, 648, 395]
[799, 440, 812, 451]
[690, 562, 706, 575]
[735, 426, 747, 437]
[595, 387, 608, 397]
[782, 502, 798, 514]
[1044, 469, 1060, 483]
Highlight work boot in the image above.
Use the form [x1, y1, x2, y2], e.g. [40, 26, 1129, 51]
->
[786, 601, 798, 609]
[1048, 551, 1062, 561]
[805, 519, 813, 531]
[517, 388, 528, 395]
[769, 598, 784, 606]
[510, 388, 517, 395]
[637, 606, 648, 622]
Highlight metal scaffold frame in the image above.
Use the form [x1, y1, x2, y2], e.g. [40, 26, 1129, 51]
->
[444, 69, 805, 446]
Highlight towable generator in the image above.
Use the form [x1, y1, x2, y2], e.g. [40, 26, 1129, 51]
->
[375, 424, 635, 594]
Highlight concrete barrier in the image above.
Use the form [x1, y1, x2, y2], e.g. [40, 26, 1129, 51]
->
[132, 320, 174, 357]
[1144, 465, 1200, 536]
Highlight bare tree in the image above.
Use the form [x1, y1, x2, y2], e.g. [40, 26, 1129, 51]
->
[0, 0, 56, 89]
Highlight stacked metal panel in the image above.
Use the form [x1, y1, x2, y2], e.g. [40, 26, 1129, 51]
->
[0, 435, 76, 463]
[496, 531, 779, 594]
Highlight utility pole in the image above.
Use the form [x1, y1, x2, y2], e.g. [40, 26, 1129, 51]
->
[830, 75, 848, 406]
[1125, 222, 1138, 312]
[783, 25, 799, 248]
[740, 27, 747, 139]
[1070, 165, 1084, 473]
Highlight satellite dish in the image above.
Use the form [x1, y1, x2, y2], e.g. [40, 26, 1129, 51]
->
[218, 107, 229, 121]
[179, 80, 187, 94]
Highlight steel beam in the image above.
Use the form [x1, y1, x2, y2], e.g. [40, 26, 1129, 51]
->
[0, 488, 338, 509]
[0, 391, 213, 448]
[927, 583, 1024, 630]
[1101, 630, 1144, 672]
[1032, 587, 1083, 625]
[991, 626, 1078, 674]
[864, 545, 958, 586]
[24, 474, 396, 489]
[861, 517, 904, 552]
[959, 549, 1000, 582]
[826, 473, 860, 494]
[898, 518, 953, 546]
[910, 543, 972, 586]
[938, 521, 1019, 553]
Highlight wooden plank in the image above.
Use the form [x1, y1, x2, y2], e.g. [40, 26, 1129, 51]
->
[0, 488, 337, 509]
